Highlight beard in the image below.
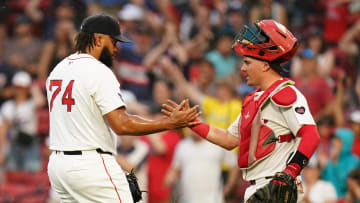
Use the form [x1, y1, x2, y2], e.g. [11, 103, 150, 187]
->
[99, 47, 113, 68]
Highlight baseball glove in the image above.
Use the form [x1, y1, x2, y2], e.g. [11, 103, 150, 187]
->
[126, 170, 144, 203]
[247, 172, 297, 203]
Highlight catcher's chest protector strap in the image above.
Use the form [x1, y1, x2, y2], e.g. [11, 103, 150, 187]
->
[238, 78, 295, 168]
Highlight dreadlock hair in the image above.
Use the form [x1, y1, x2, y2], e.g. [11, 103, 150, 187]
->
[74, 32, 96, 53]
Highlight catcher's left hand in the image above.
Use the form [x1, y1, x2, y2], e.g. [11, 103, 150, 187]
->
[126, 169, 145, 203]
[247, 172, 297, 203]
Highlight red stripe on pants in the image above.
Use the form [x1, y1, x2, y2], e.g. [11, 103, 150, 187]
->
[99, 154, 122, 203]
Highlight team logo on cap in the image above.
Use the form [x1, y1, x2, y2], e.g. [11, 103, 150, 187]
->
[295, 106, 305, 114]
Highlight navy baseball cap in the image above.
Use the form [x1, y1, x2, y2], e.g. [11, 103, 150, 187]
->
[80, 14, 131, 43]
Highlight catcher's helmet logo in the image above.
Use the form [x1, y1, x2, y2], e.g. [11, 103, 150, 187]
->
[295, 107, 305, 114]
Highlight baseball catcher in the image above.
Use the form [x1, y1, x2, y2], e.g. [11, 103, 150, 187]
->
[162, 19, 320, 203]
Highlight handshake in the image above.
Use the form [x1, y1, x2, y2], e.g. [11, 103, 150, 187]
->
[160, 99, 202, 129]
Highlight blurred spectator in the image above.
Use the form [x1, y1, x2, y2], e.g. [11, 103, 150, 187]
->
[117, 136, 150, 203]
[350, 110, 360, 158]
[339, 20, 360, 76]
[321, 128, 360, 198]
[305, 28, 335, 79]
[206, 34, 238, 78]
[114, 23, 155, 103]
[345, 167, 360, 203]
[3, 15, 43, 76]
[0, 23, 16, 105]
[160, 57, 242, 129]
[0, 114, 6, 183]
[294, 49, 335, 121]
[83, 0, 124, 17]
[188, 3, 215, 43]
[284, 0, 320, 33]
[322, 0, 350, 45]
[142, 125, 181, 203]
[249, 0, 288, 26]
[121, 87, 150, 116]
[187, 59, 216, 95]
[43, 0, 85, 40]
[148, 79, 174, 113]
[7, 0, 50, 25]
[144, 21, 188, 70]
[117, 3, 145, 39]
[141, 78, 182, 203]
[182, 40, 212, 80]
[316, 115, 336, 162]
[164, 130, 239, 203]
[222, 1, 247, 36]
[302, 156, 337, 203]
[0, 23, 8, 63]
[355, 76, 360, 110]
[38, 19, 76, 80]
[0, 71, 46, 172]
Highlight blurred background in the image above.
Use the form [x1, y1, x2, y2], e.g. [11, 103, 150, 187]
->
[0, 0, 360, 202]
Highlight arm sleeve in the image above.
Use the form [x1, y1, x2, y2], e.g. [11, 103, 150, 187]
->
[296, 125, 320, 158]
[227, 114, 241, 138]
[90, 67, 126, 115]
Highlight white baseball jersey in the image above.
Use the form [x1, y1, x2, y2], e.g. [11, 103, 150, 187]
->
[227, 85, 315, 181]
[172, 137, 237, 203]
[46, 53, 125, 154]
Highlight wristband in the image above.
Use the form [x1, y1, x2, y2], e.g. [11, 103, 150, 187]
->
[283, 163, 301, 179]
[190, 120, 210, 139]
[288, 150, 309, 169]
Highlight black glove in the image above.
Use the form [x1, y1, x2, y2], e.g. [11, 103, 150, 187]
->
[247, 172, 297, 203]
[126, 170, 144, 203]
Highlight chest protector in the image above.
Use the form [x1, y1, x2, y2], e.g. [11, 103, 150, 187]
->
[238, 78, 294, 169]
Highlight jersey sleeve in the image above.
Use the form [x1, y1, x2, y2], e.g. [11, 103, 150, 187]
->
[227, 114, 241, 138]
[91, 67, 126, 115]
[280, 87, 316, 135]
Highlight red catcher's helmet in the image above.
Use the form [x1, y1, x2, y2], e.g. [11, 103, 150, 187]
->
[233, 20, 298, 64]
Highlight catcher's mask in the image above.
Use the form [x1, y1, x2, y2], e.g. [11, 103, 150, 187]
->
[232, 20, 298, 66]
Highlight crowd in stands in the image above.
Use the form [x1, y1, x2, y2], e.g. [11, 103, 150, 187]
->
[0, 0, 360, 202]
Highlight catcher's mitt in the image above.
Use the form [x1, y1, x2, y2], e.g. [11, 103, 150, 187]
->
[247, 172, 297, 203]
[126, 170, 145, 203]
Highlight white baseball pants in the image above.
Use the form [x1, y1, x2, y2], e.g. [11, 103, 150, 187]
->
[48, 150, 133, 203]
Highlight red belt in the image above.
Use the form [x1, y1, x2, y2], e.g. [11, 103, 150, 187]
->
[278, 134, 295, 143]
